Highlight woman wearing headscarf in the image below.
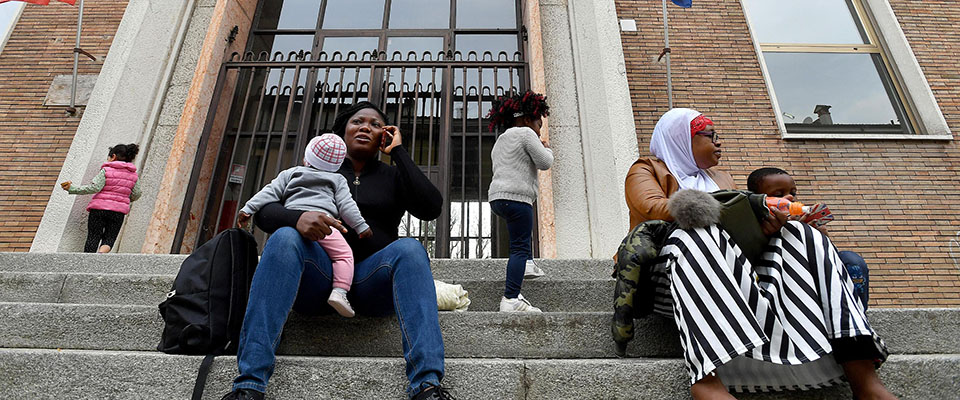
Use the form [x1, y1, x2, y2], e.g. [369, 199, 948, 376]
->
[622, 109, 895, 399]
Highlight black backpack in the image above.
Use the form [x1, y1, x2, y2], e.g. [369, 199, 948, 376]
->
[157, 228, 258, 398]
[158, 228, 259, 354]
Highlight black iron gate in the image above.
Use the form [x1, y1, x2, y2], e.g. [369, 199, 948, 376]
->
[172, 48, 528, 258]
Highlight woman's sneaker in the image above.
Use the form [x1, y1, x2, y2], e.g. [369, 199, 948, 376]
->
[327, 288, 355, 318]
[499, 293, 542, 312]
[524, 259, 545, 279]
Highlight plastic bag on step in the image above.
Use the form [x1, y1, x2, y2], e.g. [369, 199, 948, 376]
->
[434, 280, 470, 312]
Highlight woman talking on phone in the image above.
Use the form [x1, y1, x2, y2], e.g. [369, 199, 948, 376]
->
[222, 101, 453, 400]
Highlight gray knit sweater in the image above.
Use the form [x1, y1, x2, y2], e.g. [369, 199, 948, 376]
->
[241, 165, 369, 233]
[488, 126, 554, 205]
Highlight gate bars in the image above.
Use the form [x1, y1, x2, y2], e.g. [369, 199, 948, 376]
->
[172, 49, 527, 258]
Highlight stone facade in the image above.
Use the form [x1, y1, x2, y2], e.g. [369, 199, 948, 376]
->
[614, 0, 960, 307]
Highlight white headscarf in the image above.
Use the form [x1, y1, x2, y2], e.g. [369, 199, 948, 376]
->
[649, 108, 720, 192]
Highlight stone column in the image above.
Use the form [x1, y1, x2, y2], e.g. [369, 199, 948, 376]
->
[538, 0, 639, 258]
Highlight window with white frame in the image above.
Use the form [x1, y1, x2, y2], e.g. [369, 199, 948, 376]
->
[742, 0, 917, 136]
[0, 2, 24, 55]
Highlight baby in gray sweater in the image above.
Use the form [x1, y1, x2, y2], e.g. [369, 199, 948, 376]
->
[238, 134, 370, 317]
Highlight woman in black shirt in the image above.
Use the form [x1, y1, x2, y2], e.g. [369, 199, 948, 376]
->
[222, 102, 452, 400]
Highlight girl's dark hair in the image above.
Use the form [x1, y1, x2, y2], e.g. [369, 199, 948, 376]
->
[486, 90, 550, 132]
[108, 143, 140, 162]
[330, 101, 390, 137]
[746, 167, 789, 193]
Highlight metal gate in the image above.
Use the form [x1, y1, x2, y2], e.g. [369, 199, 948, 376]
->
[172, 48, 528, 258]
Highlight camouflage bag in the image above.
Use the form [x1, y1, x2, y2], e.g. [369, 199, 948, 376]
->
[611, 219, 676, 356]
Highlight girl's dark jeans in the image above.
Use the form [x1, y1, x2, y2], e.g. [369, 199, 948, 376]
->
[490, 199, 533, 299]
[85, 209, 125, 252]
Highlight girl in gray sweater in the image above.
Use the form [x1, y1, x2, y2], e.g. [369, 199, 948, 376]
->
[486, 91, 553, 312]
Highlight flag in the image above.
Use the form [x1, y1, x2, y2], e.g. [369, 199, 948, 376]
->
[671, 0, 692, 7]
[0, 0, 76, 5]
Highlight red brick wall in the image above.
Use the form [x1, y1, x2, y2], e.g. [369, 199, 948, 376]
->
[0, 1, 128, 251]
[615, 0, 960, 307]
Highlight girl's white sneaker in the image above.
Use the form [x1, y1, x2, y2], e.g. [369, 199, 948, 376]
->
[499, 293, 542, 312]
[524, 260, 545, 279]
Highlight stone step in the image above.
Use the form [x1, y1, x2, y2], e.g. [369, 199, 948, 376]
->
[0, 303, 956, 358]
[0, 252, 614, 280]
[0, 303, 679, 358]
[1, 349, 956, 399]
[0, 271, 613, 312]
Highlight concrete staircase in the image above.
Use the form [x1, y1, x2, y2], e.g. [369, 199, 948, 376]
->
[0, 253, 957, 399]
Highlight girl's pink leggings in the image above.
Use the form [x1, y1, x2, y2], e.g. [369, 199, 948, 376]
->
[317, 229, 354, 290]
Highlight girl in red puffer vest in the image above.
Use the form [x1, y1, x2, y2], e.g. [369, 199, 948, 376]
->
[61, 143, 141, 253]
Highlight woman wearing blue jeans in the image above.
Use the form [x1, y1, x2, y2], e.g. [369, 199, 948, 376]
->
[220, 102, 454, 400]
[487, 91, 554, 312]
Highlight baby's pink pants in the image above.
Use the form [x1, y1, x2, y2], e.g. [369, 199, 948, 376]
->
[318, 229, 353, 290]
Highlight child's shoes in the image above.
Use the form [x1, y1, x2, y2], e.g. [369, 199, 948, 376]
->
[499, 293, 542, 312]
[524, 259, 545, 279]
[328, 288, 355, 318]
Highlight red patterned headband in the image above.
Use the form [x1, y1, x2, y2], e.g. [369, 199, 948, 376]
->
[690, 115, 713, 137]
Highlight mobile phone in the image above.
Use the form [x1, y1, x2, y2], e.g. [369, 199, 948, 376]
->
[381, 128, 394, 148]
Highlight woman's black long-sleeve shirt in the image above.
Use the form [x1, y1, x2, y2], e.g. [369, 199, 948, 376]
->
[254, 146, 443, 262]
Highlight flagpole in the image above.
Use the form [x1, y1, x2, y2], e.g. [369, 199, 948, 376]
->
[662, 0, 673, 109]
[68, 0, 83, 115]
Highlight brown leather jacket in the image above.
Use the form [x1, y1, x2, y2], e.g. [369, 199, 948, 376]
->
[625, 157, 736, 229]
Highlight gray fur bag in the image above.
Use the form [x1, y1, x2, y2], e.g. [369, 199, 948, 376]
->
[667, 189, 770, 265]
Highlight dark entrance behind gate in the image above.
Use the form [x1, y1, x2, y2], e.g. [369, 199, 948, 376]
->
[172, 0, 530, 258]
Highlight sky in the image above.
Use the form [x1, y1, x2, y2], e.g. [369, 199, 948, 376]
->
[0, 2, 24, 52]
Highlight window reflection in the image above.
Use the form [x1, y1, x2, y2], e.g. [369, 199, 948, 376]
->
[321, 37, 379, 59]
[322, 0, 386, 29]
[389, 0, 449, 29]
[456, 0, 517, 29]
[386, 37, 444, 59]
[250, 34, 314, 60]
[742, 0, 867, 44]
[455, 34, 518, 59]
[447, 201, 494, 258]
[764, 52, 909, 133]
[386, 37, 444, 94]
[257, 0, 322, 30]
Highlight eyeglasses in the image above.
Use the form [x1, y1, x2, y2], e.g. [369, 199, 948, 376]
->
[694, 130, 719, 143]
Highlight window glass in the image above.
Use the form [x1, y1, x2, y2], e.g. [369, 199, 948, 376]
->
[386, 37, 444, 89]
[249, 34, 314, 60]
[455, 34, 518, 59]
[742, 0, 868, 44]
[389, 0, 449, 29]
[456, 0, 516, 29]
[321, 36, 380, 59]
[257, 0, 322, 30]
[322, 0, 386, 29]
[764, 52, 906, 130]
[386, 36, 444, 59]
